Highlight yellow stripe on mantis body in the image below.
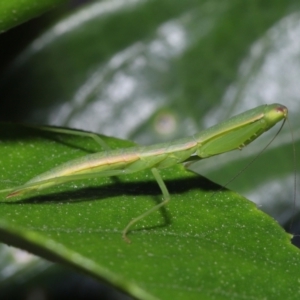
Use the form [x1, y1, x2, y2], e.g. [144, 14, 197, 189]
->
[0, 103, 288, 241]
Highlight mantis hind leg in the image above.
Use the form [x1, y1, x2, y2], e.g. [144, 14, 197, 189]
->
[25, 125, 111, 150]
[122, 168, 170, 243]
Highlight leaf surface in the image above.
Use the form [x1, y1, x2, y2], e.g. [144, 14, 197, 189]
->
[0, 124, 299, 299]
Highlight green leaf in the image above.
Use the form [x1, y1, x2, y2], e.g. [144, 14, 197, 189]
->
[0, 0, 299, 226]
[1, 0, 300, 298]
[0, 124, 299, 299]
[0, 0, 68, 33]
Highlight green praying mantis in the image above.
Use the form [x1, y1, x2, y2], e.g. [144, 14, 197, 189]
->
[0, 103, 288, 242]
